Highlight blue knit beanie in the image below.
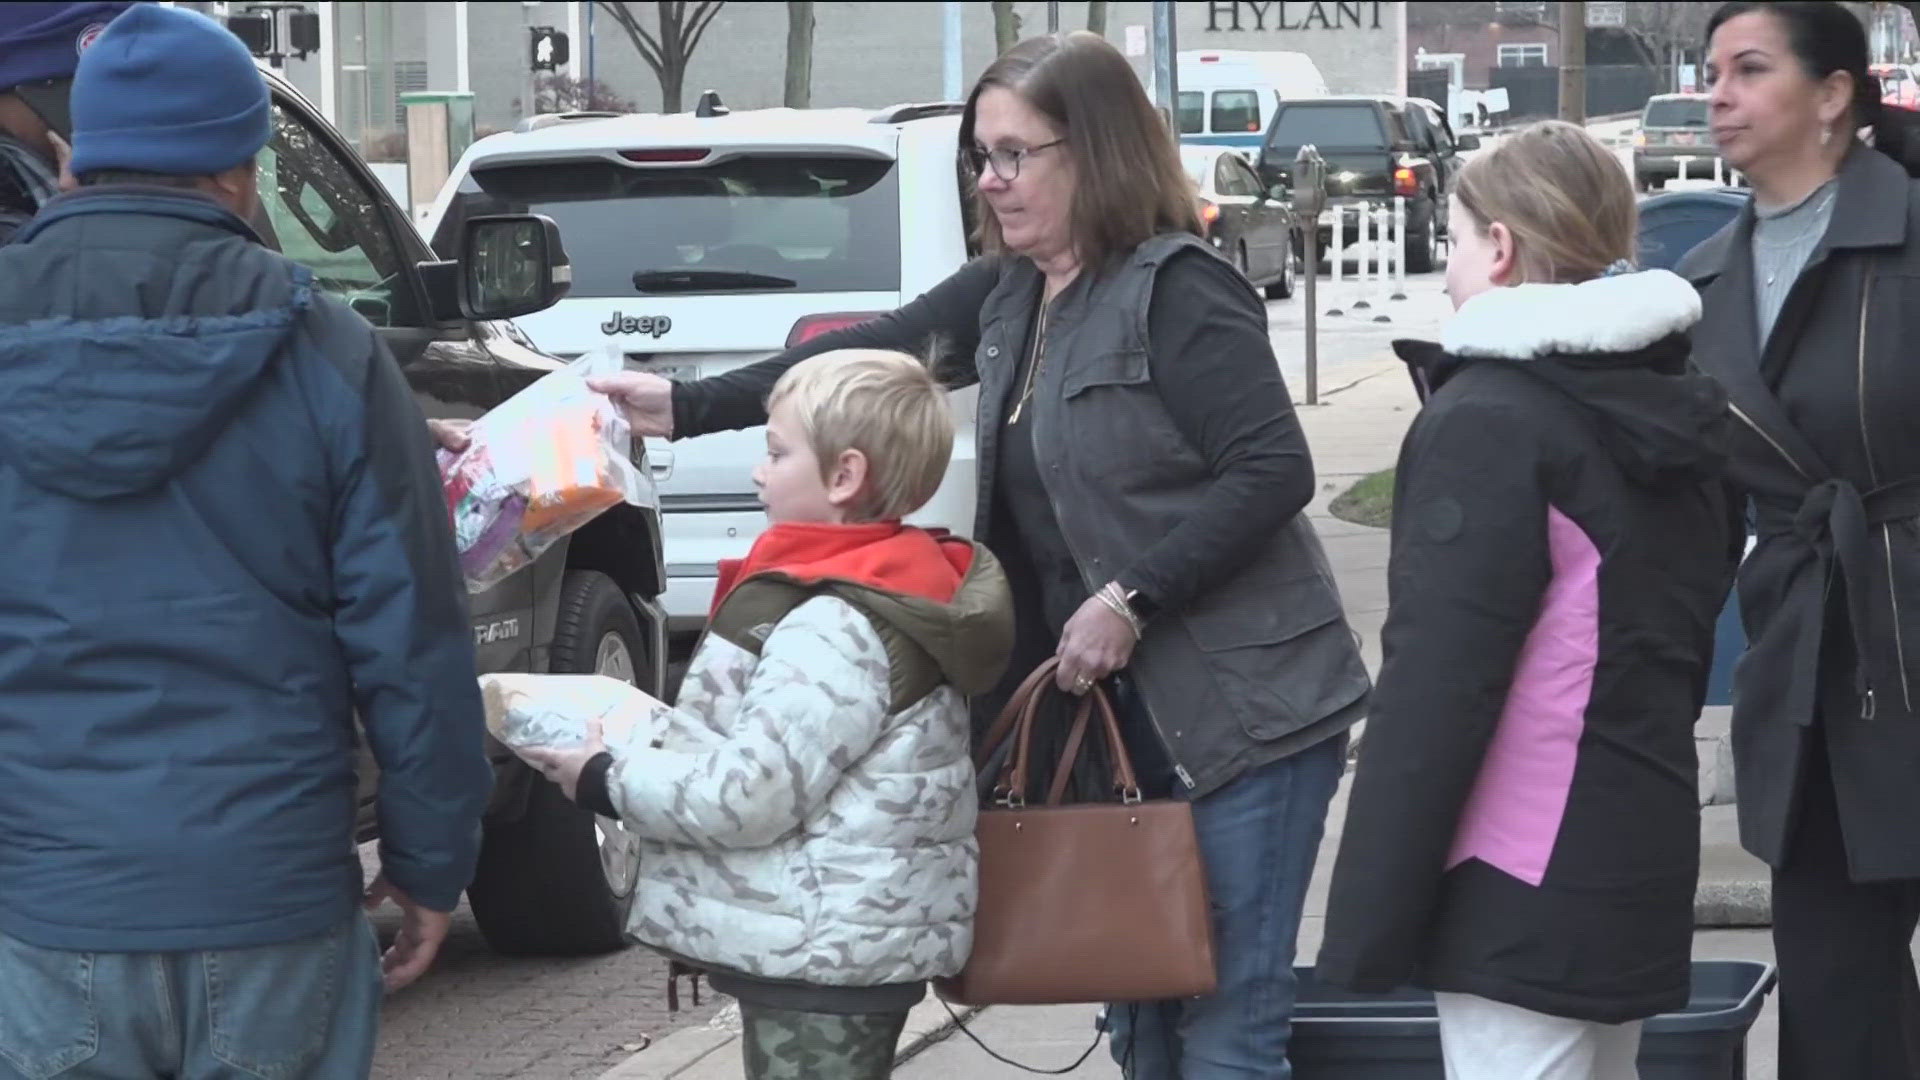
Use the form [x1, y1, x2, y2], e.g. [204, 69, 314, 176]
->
[69, 3, 269, 177]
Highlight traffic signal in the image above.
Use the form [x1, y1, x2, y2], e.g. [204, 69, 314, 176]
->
[226, 11, 272, 55]
[287, 10, 321, 58]
[529, 27, 570, 71]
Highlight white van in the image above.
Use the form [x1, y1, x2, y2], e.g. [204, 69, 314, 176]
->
[1166, 50, 1330, 156]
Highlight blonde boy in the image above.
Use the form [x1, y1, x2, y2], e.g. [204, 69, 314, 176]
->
[527, 350, 1013, 1080]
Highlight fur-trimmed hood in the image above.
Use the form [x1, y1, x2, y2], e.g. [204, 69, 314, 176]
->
[1395, 269, 1729, 486]
[1442, 268, 1702, 359]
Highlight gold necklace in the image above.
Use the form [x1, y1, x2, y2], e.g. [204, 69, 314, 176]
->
[1008, 298, 1050, 425]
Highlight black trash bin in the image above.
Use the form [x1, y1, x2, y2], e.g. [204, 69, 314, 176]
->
[1290, 960, 1778, 1079]
[1638, 188, 1752, 706]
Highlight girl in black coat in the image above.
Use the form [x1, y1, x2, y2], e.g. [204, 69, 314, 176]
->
[1317, 122, 1740, 1079]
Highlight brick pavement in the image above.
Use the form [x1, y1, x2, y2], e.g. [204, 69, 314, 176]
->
[359, 844, 718, 1080]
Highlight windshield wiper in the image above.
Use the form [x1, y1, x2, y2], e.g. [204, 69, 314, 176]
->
[632, 269, 798, 292]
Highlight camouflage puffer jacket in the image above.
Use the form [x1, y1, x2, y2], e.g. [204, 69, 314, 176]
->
[605, 531, 1014, 988]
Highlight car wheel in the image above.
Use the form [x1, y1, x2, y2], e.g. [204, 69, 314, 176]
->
[1406, 202, 1439, 274]
[467, 569, 646, 957]
[1265, 241, 1295, 300]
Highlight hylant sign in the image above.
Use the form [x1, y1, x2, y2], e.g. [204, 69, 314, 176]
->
[1205, 1, 1390, 32]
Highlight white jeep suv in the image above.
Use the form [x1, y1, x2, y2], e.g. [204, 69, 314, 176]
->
[422, 102, 975, 631]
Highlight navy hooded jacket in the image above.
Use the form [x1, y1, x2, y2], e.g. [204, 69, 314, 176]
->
[0, 187, 492, 951]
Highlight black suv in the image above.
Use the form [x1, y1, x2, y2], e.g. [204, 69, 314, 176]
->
[1257, 95, 1476, 274]
[0, 69, 666, 958]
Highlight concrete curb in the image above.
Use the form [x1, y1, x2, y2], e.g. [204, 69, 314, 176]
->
[596, 996, 980, 1079]
[1696, 879, 1772, 928]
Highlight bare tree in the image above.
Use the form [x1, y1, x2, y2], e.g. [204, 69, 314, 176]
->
[595, 1, 726, 114]
[992, 1, 1022, 55]
[1088, 0, 1108, 36]
[1619, 2, 1711, 91]
[785, 1, 814, 108]
[517, 72, 638, 116]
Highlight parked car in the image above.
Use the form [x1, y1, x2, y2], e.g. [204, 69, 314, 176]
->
[420, 100, 978, 635]
[1874, 63, 1920, 110]
[1166, 49, 1329, 158]
[1180, 143, 1295, 299]
[1256, 95, 1474, 273]
[1633, 93, 1720, 191]
[0, 68, 670, 958]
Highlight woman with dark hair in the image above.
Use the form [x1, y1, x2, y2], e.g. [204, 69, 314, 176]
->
[1683, 3, 1920, 1074]
[581, 30, 1370, 1078]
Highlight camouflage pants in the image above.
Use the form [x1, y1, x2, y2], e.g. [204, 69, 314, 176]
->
[739, 1003, 909, 1080]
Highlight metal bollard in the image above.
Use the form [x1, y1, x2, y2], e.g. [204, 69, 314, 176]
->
[1326, 207, 1346, 318]
[1390, 196, 1409, 301]
[1352, 206, 1373, 311]
[1369, 209, 1392, 323]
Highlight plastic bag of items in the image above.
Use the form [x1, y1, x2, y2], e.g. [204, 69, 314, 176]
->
[438, 347, 649, 592]
[480, 672, 686, 759]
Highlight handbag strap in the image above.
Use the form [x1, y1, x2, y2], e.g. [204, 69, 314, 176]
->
[1043, 682, 1142, 806]
[1001, 659, 1056, 806]
[978, 657, 1061, 766]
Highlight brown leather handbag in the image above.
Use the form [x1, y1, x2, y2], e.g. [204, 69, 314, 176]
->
[935, 658, 1217, 1006]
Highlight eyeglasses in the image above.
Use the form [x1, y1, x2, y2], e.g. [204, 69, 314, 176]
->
[965, 139, 1066, 181]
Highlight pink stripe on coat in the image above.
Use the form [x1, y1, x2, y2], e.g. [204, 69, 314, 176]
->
[1445, 506, 1601, 886]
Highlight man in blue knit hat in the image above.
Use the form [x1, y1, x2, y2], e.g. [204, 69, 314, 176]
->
[0, 2, 134, 240]
[0, 5, 491, 1075]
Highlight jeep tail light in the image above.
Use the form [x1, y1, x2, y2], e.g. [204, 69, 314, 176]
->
[620, 148, 711, 163]
[787, 312, 886, 348]
[1198, 199, 1221, 236]
[1393, 166, 1419, 197]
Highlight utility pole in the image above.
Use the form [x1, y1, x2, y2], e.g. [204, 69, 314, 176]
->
[1152, 1, 1177, 129]
[1559, 1, 1587, 123]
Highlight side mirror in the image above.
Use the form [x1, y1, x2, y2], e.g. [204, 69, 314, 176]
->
[1269, 184, 1289, 203]
[1456, 133, 1482, 151]
[459, 214, 572, 321]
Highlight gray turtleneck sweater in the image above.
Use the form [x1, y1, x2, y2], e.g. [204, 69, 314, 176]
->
[1751, 178, 1839, 346]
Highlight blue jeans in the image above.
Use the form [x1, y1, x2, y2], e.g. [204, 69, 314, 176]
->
[1107, 732, 1348, 1079]
[0, 915, 382, 1079]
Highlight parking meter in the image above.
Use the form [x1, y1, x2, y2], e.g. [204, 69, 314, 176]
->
[1292, 145, 1328, 404]
[1291, 144, 1329, 219]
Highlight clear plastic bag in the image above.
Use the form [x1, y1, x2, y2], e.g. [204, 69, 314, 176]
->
[438, 346, 650, 593]
[480, 672, 682, 758]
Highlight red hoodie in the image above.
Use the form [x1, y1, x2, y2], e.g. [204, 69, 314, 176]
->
[709, 521, 976, 618]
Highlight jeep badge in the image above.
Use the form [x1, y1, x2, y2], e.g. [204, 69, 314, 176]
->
[601, 312, 674, 338]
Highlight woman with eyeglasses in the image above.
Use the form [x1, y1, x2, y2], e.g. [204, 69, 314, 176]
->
[580, 30, 1370, 1078]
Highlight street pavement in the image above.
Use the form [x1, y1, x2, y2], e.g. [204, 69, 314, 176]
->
[359, 844, 720, 1079]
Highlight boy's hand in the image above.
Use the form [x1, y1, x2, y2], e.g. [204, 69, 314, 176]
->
[520, 719, 608, 802]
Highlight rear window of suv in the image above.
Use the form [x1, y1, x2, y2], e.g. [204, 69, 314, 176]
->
[1643, 98, 1708, 129]
[1265, 104, 1388, 150]
[432, 154, 901, 296]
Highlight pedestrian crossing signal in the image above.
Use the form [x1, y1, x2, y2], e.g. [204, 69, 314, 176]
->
[530, 27, 569, 72]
